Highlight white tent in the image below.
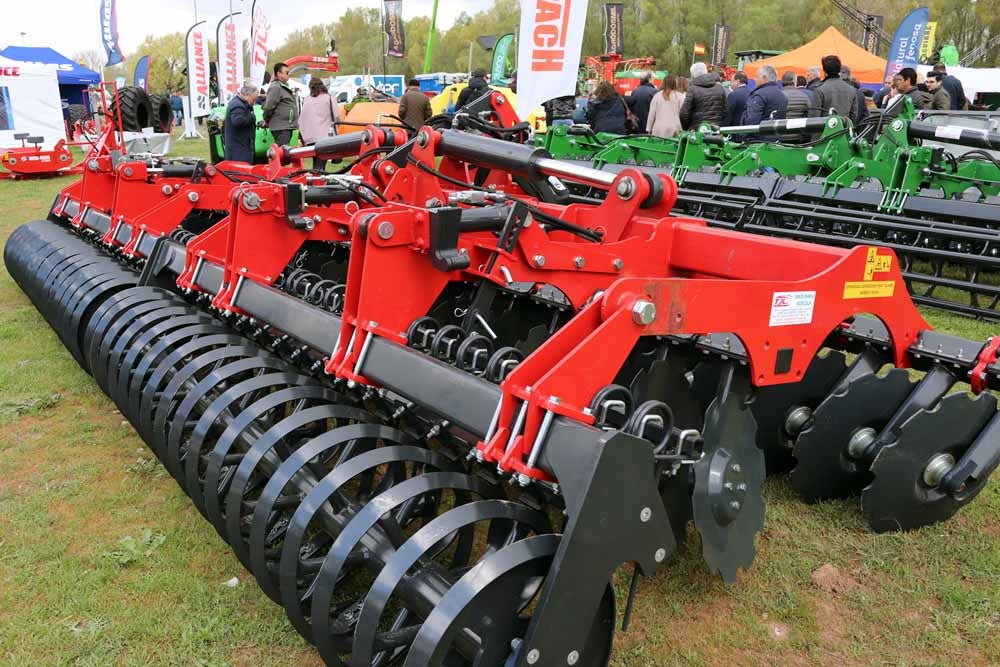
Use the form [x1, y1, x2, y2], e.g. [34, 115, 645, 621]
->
[0, 55, 65, 149]
[919, 65, 1000, 101]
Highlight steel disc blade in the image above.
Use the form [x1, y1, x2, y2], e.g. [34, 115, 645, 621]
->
[862, 392, 997, 533]
[790, 369, 914, 503]
[692, 390, 765, 583]
[749, 350, 848, 473]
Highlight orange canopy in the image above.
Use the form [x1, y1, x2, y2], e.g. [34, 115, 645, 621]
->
[743, 26, 888, 85]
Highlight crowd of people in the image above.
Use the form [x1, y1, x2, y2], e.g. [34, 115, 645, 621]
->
[578, 55, 968, 140]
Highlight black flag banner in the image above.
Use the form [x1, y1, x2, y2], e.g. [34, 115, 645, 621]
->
[384, 0, 405, 58]
[603, 3, 624, 55]
[712, 23, 731, 65]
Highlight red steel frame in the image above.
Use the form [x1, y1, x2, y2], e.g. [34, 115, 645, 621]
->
[168, 125, 931, 484]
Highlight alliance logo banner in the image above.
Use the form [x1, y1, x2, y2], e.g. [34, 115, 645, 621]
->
[100, 0, 125, 67]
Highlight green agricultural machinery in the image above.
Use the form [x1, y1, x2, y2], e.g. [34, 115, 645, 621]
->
[536, 100, 1000, 319]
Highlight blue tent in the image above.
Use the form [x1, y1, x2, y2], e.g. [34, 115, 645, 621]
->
[0, 46, 100, 108]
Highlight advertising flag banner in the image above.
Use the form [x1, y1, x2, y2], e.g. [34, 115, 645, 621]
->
[863, 14, 884, 54]
[919, 21, 938, 61]
[711, 24, 730, 65]
[491, 33, 515, 85]
[884, 7, 929, 80]
[249, 7, 271, 87]
[186, 22, 211, 118]
[384, 0, 406, 58]
[132, 55, 150, 91]
[100, 0, 125, 67]
[217, 16, 245, 105]
[693, 43, 706, 56]
[602, 3, 624, 55]
[516, 0, 590, 119]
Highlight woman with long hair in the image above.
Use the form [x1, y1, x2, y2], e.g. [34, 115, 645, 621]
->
[299, 77, 339, 171]
[645, 75, 683, 138]
[586, 80, 627, 134]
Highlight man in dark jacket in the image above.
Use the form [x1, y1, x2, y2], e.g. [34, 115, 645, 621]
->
[223, 85, 258, 163]
[925, 71, 952, 110]
[456, 69, 490, 108]
[781, 71, 811, 119]
[742, 65, 787, 140]
[806, 67, 822, 91]
[722, 72, 749, 127]
[813, 55, 857, 121]
[399, 79, 432, 130]
[840, 66, 869, 123]
[679, 62, 726, 129]
[262, 62, 298, 146]
[626, 73, 656, 133]
[933, 63, 966, 110]
[898, 68, 931, 109]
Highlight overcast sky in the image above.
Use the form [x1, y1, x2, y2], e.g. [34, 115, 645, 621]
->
[0, 0, 495, 61]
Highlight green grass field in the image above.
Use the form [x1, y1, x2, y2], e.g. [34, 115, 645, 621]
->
[0, 132, 997, 666]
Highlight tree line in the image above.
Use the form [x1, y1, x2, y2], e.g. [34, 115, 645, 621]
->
[79, 0, 998, 94]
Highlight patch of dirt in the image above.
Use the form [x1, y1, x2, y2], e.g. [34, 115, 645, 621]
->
[811, 563, 861, 594]
[766, 620, 790, 641]
[811, 597, 848, 648]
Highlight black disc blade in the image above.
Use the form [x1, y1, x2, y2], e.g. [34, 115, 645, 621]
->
[790, 369, 914, 503]
[862, 392, 997, 533]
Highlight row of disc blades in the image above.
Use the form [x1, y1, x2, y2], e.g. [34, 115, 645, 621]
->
[4, 221, 619, 666]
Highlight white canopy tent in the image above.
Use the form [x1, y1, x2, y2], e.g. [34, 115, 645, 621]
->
[919, 65, 1000, 101]
[0, 55, 65, 150]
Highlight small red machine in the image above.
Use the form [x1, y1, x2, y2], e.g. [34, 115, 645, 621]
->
[0, 133, 79, 180]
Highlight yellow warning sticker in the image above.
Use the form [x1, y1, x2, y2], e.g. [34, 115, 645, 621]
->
[863, 248, 892, 281]
[843, 281, 896, 299]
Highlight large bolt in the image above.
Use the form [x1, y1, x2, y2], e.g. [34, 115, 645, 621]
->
[922, 453, 955, 487]
[567, 650, 580, 665]
[632, 300, 656, 326]
[847, 427, 877, 459]
[187, 191, 200, 203]
[613, 258, 624, 271]
[573, 256, 585, 269]
[616, 177, 636, 200]
[533, 254, 546, 267]
[640, 507, 652, 522]
[417, 131, 430, 147]
[161, 185, 173, 196]
[243, 191, 261, 211]
[123, 167, 134, 177]
[377, 221, 395, 240]
[88, 159, 99, 171]
[654, 547, 667, 562]
[527, 649, 540, 664]
[784, 406, 814, 437]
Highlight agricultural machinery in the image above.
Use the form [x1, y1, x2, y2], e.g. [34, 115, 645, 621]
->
[537, 101, 1000, 320]
[6, 104, 1000, 666]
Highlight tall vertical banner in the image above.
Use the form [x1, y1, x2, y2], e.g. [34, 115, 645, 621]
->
[99, 0, 125, 67]
[884, 7, 929, 80]
[217, 15, 245, 105]
[249, 7, 271, 88]
[919, 21, 938, 62]
[517, 0, 590, 119]
[384, 0, 406, 58]
[863, 14, 884, 54]
[711, 24, 730, 65]
[491, 33, 515, 85]
[602, 3, 624, 55]
[132, 55, 150, 91]
[186, 22, 211, 118]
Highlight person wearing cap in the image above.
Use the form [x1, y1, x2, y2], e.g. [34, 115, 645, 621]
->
[456, 68, 491, 109]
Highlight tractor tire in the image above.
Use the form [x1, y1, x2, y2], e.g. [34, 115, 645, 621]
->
[108, 87, 153, 132]
[67, 104, 88, 127]
[148, 94, 173, 133]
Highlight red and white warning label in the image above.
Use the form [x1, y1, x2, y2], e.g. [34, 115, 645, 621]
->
[768, 290, 816, 327]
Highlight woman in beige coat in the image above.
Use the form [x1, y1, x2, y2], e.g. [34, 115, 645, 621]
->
[646, 75, 683, 138]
